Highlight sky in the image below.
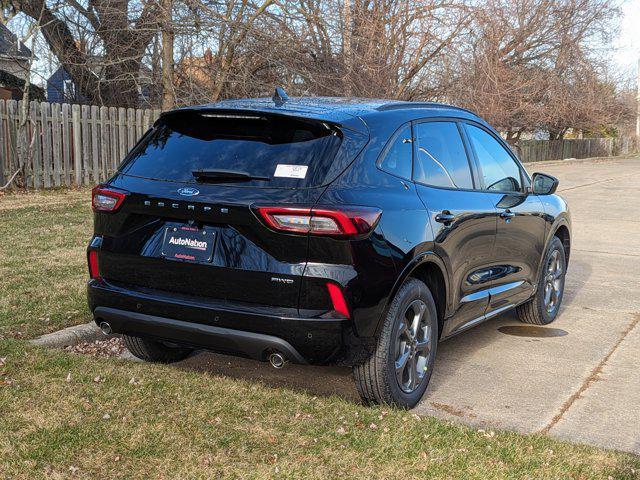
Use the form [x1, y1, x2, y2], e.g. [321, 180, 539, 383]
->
[615, 0, 640, 78]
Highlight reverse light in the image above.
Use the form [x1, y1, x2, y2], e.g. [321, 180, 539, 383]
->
[254, 206, 381, 238]
[88, 250, 101, 280]
[326, 282, 350, 319]
[92, 186, 127, 212]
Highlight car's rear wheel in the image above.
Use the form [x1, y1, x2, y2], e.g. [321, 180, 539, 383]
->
[516, 236, 567, 325]
[353, 278, 438, 408]
[123, 335, 193, 363]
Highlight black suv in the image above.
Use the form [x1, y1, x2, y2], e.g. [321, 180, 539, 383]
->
[87, 95, 570, 407]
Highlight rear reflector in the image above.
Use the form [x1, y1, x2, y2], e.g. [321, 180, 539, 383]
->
[326, 282, 350, 319]
[254, 205, 381, 238]
[88, 250, 101, 280]
[92, 186, 127, 212]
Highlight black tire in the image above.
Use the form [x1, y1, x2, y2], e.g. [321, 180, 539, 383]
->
[123, 335, 193, 363]
[516, 236, 567, 325]
[353, 278, 438, 408]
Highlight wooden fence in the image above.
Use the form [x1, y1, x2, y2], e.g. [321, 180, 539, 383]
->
[0, 99, 638, 189]
[0, 100, 161, 189]
[516, 136, 638, 163]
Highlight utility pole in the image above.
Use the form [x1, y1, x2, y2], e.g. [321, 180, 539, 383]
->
[636, 58, 640, 138]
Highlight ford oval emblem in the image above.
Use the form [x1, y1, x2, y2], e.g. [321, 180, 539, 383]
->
[178, 187, 199, 197]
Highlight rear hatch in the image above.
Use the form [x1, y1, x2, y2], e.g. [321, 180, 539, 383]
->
[94, 109, 368, 310]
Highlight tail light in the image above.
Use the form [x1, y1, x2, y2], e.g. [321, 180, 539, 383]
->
[326, 282, 350, 319]
[88, 250, 101, 280]
[254, 205, 381, 238]
[92, 186, 127, 212]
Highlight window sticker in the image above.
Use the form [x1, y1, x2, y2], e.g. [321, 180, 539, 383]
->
[274, 164, 308, 179]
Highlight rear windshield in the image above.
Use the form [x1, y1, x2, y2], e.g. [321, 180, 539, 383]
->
[119, 111, 357, 188]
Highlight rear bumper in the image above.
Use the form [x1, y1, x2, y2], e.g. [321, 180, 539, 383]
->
[94, 307, 308, 363]
[88, 280, 348, 364]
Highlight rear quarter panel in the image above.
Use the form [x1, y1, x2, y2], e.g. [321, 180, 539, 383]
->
[316, 113, 436, 338]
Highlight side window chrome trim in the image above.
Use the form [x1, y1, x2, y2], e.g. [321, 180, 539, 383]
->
[417, 145, 460, 189]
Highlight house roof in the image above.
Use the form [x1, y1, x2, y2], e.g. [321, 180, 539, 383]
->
[48, 59, 152, 84]
[0, 69, 45, 99]
[0, 23, 32, 59]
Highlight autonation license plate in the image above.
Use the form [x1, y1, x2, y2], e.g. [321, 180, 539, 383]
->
[161, 226, 215, 263]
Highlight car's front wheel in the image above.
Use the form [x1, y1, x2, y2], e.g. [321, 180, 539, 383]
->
[353, 278, 438, 408]
[123, 335, 193, 363]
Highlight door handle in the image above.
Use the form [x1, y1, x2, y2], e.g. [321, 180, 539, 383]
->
[435, 211, 455, 223]
[499, 210, 515, 219]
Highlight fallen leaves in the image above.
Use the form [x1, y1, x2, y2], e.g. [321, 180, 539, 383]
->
[64, 337, 125, 357]
[293, 412, 314, 421]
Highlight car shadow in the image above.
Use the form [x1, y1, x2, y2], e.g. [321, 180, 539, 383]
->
[175, 350, 362, 402]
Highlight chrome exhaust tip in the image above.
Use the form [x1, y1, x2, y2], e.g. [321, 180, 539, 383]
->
[268, 352, 287, 369]
[99, 321, 112, 335]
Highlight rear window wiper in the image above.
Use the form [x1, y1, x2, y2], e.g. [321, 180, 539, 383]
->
[192, 169, 270, 183]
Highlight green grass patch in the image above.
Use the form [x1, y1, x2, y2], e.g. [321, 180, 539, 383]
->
[0, 189, 639, 478]
[0, 189, 93, 339]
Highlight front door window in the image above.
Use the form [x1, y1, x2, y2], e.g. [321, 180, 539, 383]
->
[466, 125, 522, 193]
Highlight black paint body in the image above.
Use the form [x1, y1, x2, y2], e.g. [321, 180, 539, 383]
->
[87, 98, 571, 365]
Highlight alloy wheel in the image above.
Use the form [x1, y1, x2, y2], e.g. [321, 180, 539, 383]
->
[394, 299, 432, 393]
[543, 249, 564, 313]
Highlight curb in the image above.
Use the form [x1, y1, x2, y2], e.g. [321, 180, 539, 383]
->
[30, 322, 105, 349]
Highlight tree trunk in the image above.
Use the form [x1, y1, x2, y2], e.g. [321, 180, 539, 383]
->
[161, 0, 175, 111]
[343, 0, 351, 96]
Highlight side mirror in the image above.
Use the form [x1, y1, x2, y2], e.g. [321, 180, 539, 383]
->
[532, 172, 559, 195]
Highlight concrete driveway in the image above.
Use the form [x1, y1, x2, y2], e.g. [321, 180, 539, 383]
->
[173, 156, 640, 455]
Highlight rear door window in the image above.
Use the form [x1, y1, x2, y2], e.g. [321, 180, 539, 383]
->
[378, 125, 413, 180]
[413, 121, 474, 189]
[119, 111, 361, 188]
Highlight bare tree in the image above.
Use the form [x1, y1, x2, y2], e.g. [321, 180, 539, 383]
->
[0, 0, 632, 138]
[453, 0, 625, 139]
[3, 0, 161, 106]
